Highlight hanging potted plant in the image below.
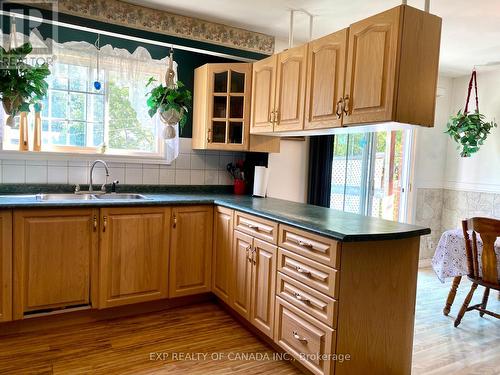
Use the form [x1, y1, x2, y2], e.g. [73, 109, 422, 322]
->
[146, 48, 192, 139]
[0, 42, 50, 126]
[445, 69, 497, 157]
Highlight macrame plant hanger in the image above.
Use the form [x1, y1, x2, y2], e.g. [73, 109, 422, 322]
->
[464, 68, 479, 115]
[159, 46, 178, 139]
[93, 34, 102, 90]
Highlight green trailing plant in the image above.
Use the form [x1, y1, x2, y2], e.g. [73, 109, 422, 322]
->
[445, 110, 497, 157]
[0, 42, 50, 124]
[145, 77, 192, 129]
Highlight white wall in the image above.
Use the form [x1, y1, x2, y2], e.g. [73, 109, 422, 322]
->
[443, 70, 500, 193]
[412, 76, 453, 189]
[267, 138, 309, 203]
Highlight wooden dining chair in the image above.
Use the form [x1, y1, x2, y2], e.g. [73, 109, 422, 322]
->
[454, 217, 500, 327]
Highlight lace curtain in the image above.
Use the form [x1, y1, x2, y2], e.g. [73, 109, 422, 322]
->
[0, 30, 180, 162]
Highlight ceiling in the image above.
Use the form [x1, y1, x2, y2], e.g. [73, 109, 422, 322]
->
[126, 0, 500, 77]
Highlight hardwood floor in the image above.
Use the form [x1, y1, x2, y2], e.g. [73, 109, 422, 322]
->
[0, 268, 498, 375]
[412, 268, 500, 375]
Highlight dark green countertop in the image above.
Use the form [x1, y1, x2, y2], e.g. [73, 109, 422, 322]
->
[0, 187, 430, 242]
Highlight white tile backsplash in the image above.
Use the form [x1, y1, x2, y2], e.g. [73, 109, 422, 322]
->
[0, 138, 237, 186]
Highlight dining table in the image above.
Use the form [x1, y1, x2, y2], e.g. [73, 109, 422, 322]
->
[432, 228, 500, 315]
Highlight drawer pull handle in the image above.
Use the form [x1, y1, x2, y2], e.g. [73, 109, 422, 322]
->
[298, 240, 314, 248]
[293, 292, 310, 304]
[295, 266, 311, 276]
[245, 223, 259, 230]
[292, 331, 308, 343]
[246, 245, 252, 262]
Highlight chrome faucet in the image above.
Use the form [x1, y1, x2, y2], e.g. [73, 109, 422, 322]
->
[89, 160, 110, 193]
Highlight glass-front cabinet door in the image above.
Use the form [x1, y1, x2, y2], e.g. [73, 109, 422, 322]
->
[207, 64, 251, 150]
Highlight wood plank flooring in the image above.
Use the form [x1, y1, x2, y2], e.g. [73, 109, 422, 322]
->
[0, 268, 498, 375]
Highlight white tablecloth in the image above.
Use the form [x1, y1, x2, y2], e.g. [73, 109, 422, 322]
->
[432, 228, 500, 283]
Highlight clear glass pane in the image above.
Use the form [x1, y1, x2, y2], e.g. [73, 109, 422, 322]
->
[212, 121, 226, 143]
[68, 65, 88, 91]
[214, 72, 228, 93]
[89, 94, 105, 122]
[230, 71, 245, 93]
[229, 122, 243, 144]
[229, 96, 244, 118]
[69, 92, 86, 121]
[49, 63, 68, 90]
[331, 135, 348, 211]
[50, 91, 67, 119]
[68, 121, 86, 146]
[51, 120, 67, 145]
[92, 122, 104, 147]
[41, 96, 49, 117]
[213, 96, 227, 118]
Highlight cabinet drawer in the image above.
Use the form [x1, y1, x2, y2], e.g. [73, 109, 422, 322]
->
[275, 297, 336, 375]
[234, 211, 278, 244]
[279, 225, 340, 268]
[278, 248, 339, 298]
[277, 272, 337, 328]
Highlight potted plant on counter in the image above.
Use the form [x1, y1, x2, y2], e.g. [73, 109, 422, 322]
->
[0, 42, 50, 127]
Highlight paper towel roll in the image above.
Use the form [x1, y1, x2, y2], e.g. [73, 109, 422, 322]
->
[253, 166, 269, 197]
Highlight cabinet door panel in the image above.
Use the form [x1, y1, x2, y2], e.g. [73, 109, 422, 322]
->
[0, 211, 12, 322]
[14, 209, 97, 319]
[212, 207, 233, 303]
[170, 206, 213, 297]
[250, 238, 277, 339]
[250, 55, 277, 134]
[305, 29, 347, 129]
[231, 230, 253, 319]
[275, 44, 307, 132]
[344, 7, 400, 125]
[99, 207, 170, 308]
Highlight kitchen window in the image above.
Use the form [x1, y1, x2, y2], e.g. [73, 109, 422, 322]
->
[330, 129, 413, 222]
[1, 39, 171, 159]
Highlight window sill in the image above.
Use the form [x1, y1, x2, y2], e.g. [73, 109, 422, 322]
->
[0, 149, 171, 165]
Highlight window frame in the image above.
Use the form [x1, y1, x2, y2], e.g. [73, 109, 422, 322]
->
[1, 49, 166, 160]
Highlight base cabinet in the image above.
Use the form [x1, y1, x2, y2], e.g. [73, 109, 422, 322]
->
[169, 206, 213, 297]
[0, 211, 12, 322]
[212, 207, 234, 303]
[231, 230, 277, 339]
[98, 207, 170, 308]
[13, 208, 98, 319]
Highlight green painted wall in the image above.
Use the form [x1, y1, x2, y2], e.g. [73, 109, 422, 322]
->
[1, 4, 268, 138]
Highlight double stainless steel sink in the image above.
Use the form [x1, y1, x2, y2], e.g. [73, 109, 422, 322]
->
[35, 193, 149, 201]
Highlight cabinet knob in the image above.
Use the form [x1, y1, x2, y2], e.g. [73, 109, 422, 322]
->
[173, 214, 177, 228]
[336, 98, 344, 119]
[292, 330, 308, 343]
[103, 216, 107, 232]
[207, 129, 212, 143]
[93, 216, 98, 232]
[343, 95, 350, 116]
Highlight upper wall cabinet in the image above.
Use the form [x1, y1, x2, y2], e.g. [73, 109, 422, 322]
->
[251, 5, 441, 134]
[274, 44, 308, 132]
[250, 45, 308, 133]
[193, 63, 280, 153]
[305, 29, 348, 130]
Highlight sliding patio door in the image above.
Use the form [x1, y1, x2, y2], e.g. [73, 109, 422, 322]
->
[330, 129, 413, 222]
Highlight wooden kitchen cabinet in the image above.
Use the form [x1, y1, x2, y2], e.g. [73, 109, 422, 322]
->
[343, 5, 441, 127]
[169, 205, 213, 297]
[13, 208, 98, 319]
[193, 63, 279, 152]
[231, 230, 253, 319]
[98, 206, 170, 308]
[212, 206, 233, 303]
[231, 227, 277, 339]
[0, 211, 12, 322]
[304, 29, 348, 130]
[274, 44, 308, 132]
[250, 55, 277, 133]
[249, 238, 277, 338]
[251, 45, 308, 134]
